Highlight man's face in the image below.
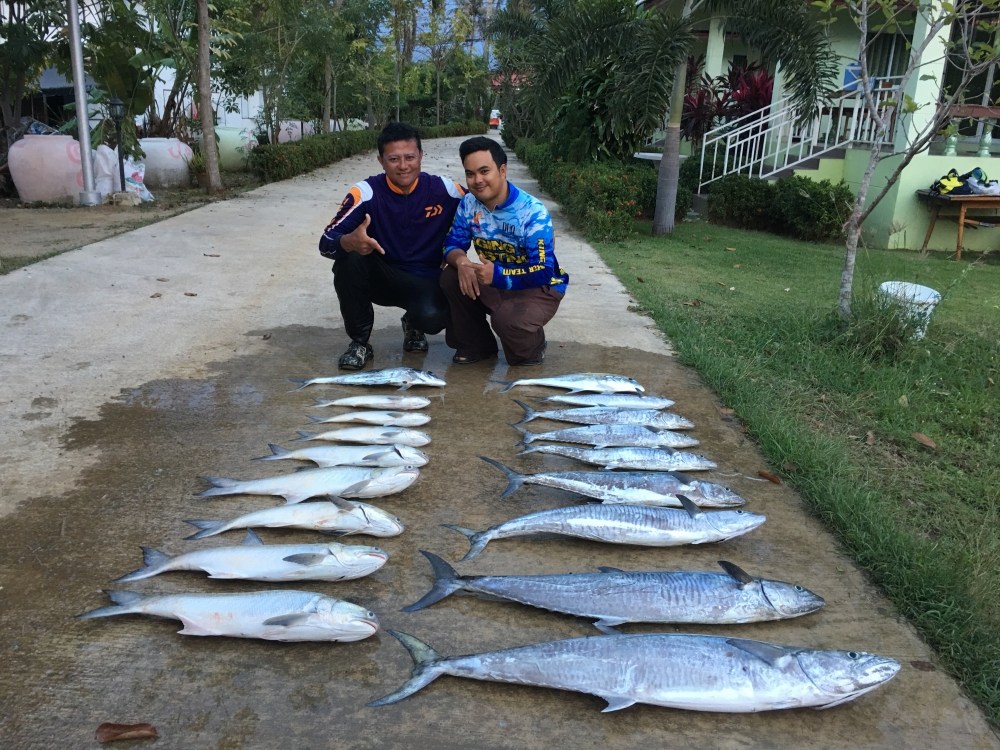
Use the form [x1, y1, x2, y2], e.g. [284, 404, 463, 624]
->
[463, 150, 507, 209]
[378, 139, 422, 192]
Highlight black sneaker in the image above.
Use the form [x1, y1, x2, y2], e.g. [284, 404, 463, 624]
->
[401, 314, 428, 353]
[338, 341, 373, 370]
[518, 340, 547, 366]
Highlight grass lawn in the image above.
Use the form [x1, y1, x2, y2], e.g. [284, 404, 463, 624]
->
[594, 220, 1000, 725]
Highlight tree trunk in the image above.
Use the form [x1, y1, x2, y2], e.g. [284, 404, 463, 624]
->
[196, 0, 223, 194]
[652, 59, 687, 235]
[322, 56, 332, 134]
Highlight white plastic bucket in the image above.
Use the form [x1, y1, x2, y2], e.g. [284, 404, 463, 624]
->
[877, 281, 941, 339]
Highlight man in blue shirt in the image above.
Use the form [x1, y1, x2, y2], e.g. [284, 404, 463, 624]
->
[319, 123, 464, 369]
[441, 137, 569, 366]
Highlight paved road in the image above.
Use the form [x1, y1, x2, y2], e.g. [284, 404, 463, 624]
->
[1, 135, 997, 749]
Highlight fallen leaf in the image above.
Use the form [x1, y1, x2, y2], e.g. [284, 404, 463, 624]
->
[95, 723, 158, 743]
[150, 292, 162, 299]
[184, 292, 197, 297]
[898, 395, 909, 407]
[636, 276, 645, 283]
[909, 660, 937, 673]
[989, 377, 995, 386]
[715, 281, 727, 287]
[865, 431, 875, 445]
[733, 263, 742, 268]
[719, 407, 735, 416]
[912, 432, 937, 449]
[725, 246, 737, 252]
[203, 253, 220, 257]
[156, 277, 169, 282]
[682, 299, 702, 307]
[758, 469, 782, 484]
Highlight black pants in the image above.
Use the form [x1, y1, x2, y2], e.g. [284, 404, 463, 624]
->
[332, 252, 449, 343]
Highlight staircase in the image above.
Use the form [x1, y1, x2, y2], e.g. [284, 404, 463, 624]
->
[697, 77, 902, 192]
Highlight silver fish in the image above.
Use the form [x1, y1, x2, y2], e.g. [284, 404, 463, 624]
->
[253, 443, 429, 468]
[197, 465, 420, 504]
[290, 368, 446, 391]
[403, 552, 824, 632]
[480, 457, 743, 507]
[539, 393, 674, 410]
[78, 589, 380, 642]
[514, 423, 699, 450]
[519, 444, 718, 471]
[312, 395, 431, 410]
[495, 372, 644, 394]
[184, 497, 405, 540]
[513, 400, 694, 430]
[369, 631, 900, 711]
[444, 497, 765, 560]
[306, 410, 431, 427]
[293, 426, 431, 447]
[114, 530, 389, 583]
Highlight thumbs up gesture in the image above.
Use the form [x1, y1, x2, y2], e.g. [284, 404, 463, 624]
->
[341, 215, 385, 256]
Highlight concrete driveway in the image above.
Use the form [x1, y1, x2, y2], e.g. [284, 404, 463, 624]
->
[1, 135, 997, 749]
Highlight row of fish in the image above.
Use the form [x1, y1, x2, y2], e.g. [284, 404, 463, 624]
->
[364, 370, 899, 712]
[77, 369, 450, 642]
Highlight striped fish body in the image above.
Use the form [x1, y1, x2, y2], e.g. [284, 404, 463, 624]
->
[516, 402, 693, 430]
[519, 444, 718, 471]
[540, 393, 674, 410]
[291, 368, 446, 390]
[500, 373, 644, 394]
[516, 423, 699, 449]
[371, 632, 900, 712]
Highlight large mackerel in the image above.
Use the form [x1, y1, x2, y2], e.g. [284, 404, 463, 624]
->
[114, 530, 389, 583]
[196, 465, 419, 504]
[184, 497, 404, 540]
[480, 457, 743, 507]
[443, 497, 765, 560]
[514, 423, 699, 450]
[519, 444, 718, 471]
[78, 590, 380, 642]
[513, 400, 694, 430]
[403, 551, 824, 632]
[253, 443, 429, 469]
[495, 372, 644, 394]
[369, 631, 900, 711]
[289, 368, 446, 391]
[538, 393, 674, 410]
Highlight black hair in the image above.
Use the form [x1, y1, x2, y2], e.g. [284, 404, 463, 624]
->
[459, 136, 507, 168]
[378, 122, 422, 156]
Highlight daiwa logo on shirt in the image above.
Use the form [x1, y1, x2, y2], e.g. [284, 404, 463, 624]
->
[425, 204, 443, 218]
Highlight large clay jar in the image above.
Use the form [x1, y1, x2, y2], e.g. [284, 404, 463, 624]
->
[139, 137, 193, 189]
[212, 126, 255, 171]
[8, 134, 85, 204]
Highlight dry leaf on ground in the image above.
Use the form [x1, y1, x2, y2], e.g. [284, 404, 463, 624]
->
[758, 469, 782, 484]
[912, 432, 937, 449]
[96, 723, 158, 743]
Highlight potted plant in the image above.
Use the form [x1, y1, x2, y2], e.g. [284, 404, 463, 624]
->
[185, 151, 209, 188]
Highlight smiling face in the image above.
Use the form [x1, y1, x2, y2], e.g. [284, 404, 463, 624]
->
[378, 138, 422, 193]
[463, 149, 508, 209]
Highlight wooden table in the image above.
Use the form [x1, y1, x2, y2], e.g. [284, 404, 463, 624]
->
[916, 189, 1000, 260]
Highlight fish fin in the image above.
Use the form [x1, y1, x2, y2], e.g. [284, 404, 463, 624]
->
[242, 529, 265, 546]
[177, 615, 220, 636]
[76, 590, 145, 619]
[362, 448, 395, 462]
[511, 399, 537, 426]
[183, 519, 223, 540]
[262, 612, 311, 627]
[288, 378, 311, 392]
[334, 479, 373, 499]
[252, 444, 289, 462]
[396, 383, 412, 391]
[593, 619, 624, 635]
[368, 630, 445, 707]
[726, 638, 795, 667]
[596, 566, 624, 573]
[283, 553, 327, 566]
[325, 496, 357, 511]
[441, 524, 488, 561]
[112, 547, 170, 583]
[718, 560, 754, 586]
[677, 495, 702, 518]
[489, 378, 515, 393]
[290, 431, 315, 442]
[479, 456, 524, 498]
[510, 423, 532, 447]
[401, 551, 464, 612]
[306, 414, 327, 423]
[600, 696, 637, 712]
[669, 470, 692, 482]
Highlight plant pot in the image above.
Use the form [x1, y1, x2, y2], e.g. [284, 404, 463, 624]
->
[7, 134, 85, 204]
[139, 137, 193, 189]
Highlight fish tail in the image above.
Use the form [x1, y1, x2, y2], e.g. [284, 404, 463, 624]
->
[112, 547, 171, 583]
[441, 524, 489, 561]
[184, 519, 224, 540]
[511, 399, 537, 426]
[288, 378, 311, 391]
[368, 630, 445, 707]
[305, 415, 326, 423]
[76, 590, 145, 620]
[490, 378, 515, 393]
[290, 431, 315, 442]
[478, 456, 525, 498]
[252, 444, 288, 462]
[510, 423, 532, 447]
[401, 551, 464, 612]
[196, 476, 240, 498]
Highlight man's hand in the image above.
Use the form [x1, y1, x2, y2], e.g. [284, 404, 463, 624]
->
[340, 215, 385, 255]
[457, 259, 493, 299]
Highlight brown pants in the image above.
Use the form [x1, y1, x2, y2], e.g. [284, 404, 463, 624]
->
[440, 266, 563, 365]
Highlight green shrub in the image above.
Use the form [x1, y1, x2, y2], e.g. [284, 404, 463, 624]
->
[707, 173, 776, 229]
[772, 175, 853, 241]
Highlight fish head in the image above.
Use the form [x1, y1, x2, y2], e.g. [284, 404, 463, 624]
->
[393, 445, 429, 466]
[328, 544, 390, 573]
[315, 598, 382, 642]
[759, 579, 826, 618]
[362, 466, 421, 497]
[795, 649, 901, 706]
[414, 370, 447, 387]
[692, 481, 746, 507]
[709, 510, 768, 539]
[359, 504, 406, 536]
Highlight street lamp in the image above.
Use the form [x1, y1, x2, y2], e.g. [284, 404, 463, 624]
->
[108, 96, 126, 193]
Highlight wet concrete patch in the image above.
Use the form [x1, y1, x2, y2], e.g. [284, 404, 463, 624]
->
[0, 323, 993, 749]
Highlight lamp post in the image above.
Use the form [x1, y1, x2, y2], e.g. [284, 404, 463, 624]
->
[108, 96, 126, 192]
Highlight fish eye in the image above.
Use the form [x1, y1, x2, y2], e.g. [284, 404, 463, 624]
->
[366, 611, 376, 618]
[848, 651, 860, 659]
[794, 585, 804, 591]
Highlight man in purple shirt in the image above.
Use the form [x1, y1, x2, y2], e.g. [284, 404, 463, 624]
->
[319, 122, 464, 369]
